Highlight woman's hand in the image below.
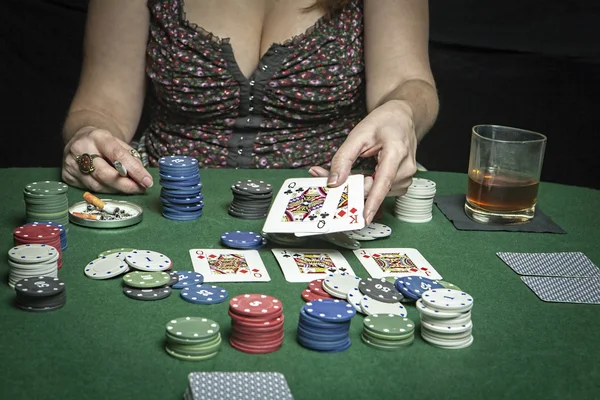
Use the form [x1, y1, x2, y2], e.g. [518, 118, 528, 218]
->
[62, 127, 153, 194]
[309, 100, 418, 224]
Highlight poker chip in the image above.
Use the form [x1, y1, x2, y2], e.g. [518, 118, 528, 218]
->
[122, 271, 171, 288]
[220, 231, 266, 250]
[171, 271, 204, 289]
[347, 223, 392, 241]
[359, 277, 402, 303]
[228, 294, 284, 354]
[13, 224, 63, 270]
[361, 314, 415, 350]
[180, 285, 228, 304]
[165, 317, 221, 360]
[158, 156, 204, 221]
[125, 250, 172, 272]
[6, 245, 59, 288]
[22, 181, 70, 231]
[123, 286, 172, 301]
[296, 299, 356, 353]
[262, 232, 309, 246]
[167, 272, 179, 287]
[228, 180, 273, 220]
[360, 295, 407, 316]
[321, 232, 361, 250]
[417, 289, 475, 349]
[395, 276, 445, 300]
[300, 279, 334, 303]
[322, 273, 361, 299]
[394, 177, 436, 223]
[84, 253, 130, 280]
[23, 222, 68, 250]
[14, 276, 67, 312]
[98, 248, 136, 257]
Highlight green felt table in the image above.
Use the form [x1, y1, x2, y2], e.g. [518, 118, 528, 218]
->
[0, 168, 599, 400]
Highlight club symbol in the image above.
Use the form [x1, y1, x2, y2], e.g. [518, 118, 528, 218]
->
[284, 190, 292, 195]
[308, 215, 317, 221]
[293, 253, 302, 257]
[319, 212, 330, 219]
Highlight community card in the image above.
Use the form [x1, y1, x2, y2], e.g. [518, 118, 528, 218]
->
[271, 248, 355, 282]
[262, 177, 346, 234]
[187, 372, 294, 400]
[189, 249, 270, 283]
[295, 174, 365, 236]
[521, 276, 600, 304]
[497, 252, 600, 277]
[352, 248, 442, 280]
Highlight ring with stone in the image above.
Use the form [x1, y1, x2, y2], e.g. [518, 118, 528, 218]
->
[75, 153, 102, 174]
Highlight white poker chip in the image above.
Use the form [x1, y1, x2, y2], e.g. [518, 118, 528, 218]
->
[322, 273, 361, 298]
[84, 253, 130, 280]
[421, 311, 472, 326]
[346, 231, 378, 241]
[346, 286, 363, 313]
[8, 244, 58, 264]
[359, 296, 406, 317]
[421, 332, 474, 349]
[125, 250, 172, 272]
[351, 223, 392, 240]
[416, 299, 466, 318]
[420, 319, 473, 334]
[421, 289, 474, 311]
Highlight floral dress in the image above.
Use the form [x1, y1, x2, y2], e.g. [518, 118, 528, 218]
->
[137, 0, 375, 170]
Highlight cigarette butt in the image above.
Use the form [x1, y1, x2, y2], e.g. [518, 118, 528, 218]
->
[103, 204, 119, 214]
[72, 212, 101, 220]
[83, 192, 106, 209]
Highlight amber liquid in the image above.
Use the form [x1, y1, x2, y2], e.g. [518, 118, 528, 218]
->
[466, 169, 539, 212]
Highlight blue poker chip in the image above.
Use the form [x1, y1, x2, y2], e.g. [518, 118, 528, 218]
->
[159, 172, 201, 182]
[303, 299, 356, 322]
[160, 183, 203, 196]
[158, 156, 199, 169]
[298, 308, 351, 330]
[159, 178, 201, 189]
[162, 202, 204, 213]
[220, 231, 264, 249]
[159, 193, 204, 205]
[396, 276, 444, 300]
[24, 221, 68, 250]
[180, 285, 228, 304]
[162, 210, 203, 221]
[296, 335, 352, 353]
[297, 324, 350, 341]
[171, 271, 203, 289]
[160, 181, 203, 191]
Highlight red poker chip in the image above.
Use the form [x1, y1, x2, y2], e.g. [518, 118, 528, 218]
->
[228, 309, 282, 323]
[308, 279, 333, 297]
[229, 294, 282, 317]
[231, 329, 284, 341]
[301, 288, 335, 303]
[13, 225, 60, 240]
[229, 338, 283, 354]
[232, 321, 284, 335]
[230, 334, 285, 346]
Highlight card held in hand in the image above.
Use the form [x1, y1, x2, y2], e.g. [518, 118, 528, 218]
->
[262, 177, 346, 234]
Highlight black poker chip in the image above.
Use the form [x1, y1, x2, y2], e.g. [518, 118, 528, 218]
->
[233, 180, 273, 194]
[228, 180, 273, 220]
[359, 277, 402, 303]
[15, 276, 65, 297]
[167, 272, 179, 287]
[123, 286, 172, 301]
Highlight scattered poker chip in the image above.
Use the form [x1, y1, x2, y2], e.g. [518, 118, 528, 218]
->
[395, 276, 444, 300]
[171, 271, 204, 289]
[228, 293, 284, 354]
[394, 177, 436, 223]
[345, 286, 362, 312]
[180, 285, 228, 304]
[220, 231, 265, 249]
[123, 286, 172, 301]
[122, 271, 171, 288]
[359, 296, 407, 317]
[98, 248, 136, 258]
[321, 232, 361, 250]
[158, 156, 204, 221]
[348, 223, 392, 241]
[301, 288, 333, 302]
[322, 273, 361, 299]
[229, 294, 282, 317]
[84, 253, 130, 280]
[125, 250, 172, 272]
[167, 272, 179, 287]
[421, 289, 474, 312]
[438, 280, 461, 291]
[359, 277, 402, 303]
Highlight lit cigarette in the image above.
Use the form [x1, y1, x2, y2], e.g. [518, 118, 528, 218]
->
[113, 161, 128, 177]
[83, 192, 119, 214]
[72, 212, 101, 220]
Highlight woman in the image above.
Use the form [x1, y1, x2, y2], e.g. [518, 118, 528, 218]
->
[61, 0, 438, 224]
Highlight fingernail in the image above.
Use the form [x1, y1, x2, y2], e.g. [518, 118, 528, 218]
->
[328, 173, 338, 185]
[366, 210, 375, 224]
[142, 176, 153, 188]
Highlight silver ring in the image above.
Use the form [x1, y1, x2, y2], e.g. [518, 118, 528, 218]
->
[130, 148, 142, 161]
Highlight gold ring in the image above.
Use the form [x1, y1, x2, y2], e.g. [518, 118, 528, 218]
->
[75, 153, 102, 174]
[130, 148, 142, 161]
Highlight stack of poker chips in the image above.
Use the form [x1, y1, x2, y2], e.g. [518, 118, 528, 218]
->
[394, 276, 446, 303]
[122, 270, 173, 301]
[7, 244, 59, 288]
[14, 276, 66, 312]
[228, 294, 284, 354]
[164, 317, 222, 361]
[228, 179, 273, 219]
[23, 221, 67, 250]
[394, 177, 437, 223]
[23, 181, 70, 228]
[301, 279, 335, 302]
[297, 298, 356, 352]
[158, 156, 204, 221]
[220, 231, 267, 250]
[361, 314, 415, 350]
[13, 224, 63, 269]
[417, 288, 474, 349]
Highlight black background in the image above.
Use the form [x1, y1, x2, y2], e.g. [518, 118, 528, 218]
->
[1, 0, 598, 188]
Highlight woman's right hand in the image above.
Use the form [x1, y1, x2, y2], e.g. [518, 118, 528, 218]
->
[62, 127, 153, 194]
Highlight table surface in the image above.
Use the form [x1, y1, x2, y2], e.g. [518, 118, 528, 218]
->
[0, 168, 599, 400]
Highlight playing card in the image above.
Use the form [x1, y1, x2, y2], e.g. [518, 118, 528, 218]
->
[189, 249, 270, 282]
[186, 372, 294, 400]
[352, 248, 442, 280]
[271, 248, 355, 282]
[295, 174, 365, 236]
[262, 177, 346, 234]
[521, 276, 600, 304]
[497, 252, 600, 277]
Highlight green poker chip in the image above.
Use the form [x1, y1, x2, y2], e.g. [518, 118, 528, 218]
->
[438, 280, 461, 291]
[165, 317, 220, 341]
[99, 248, 136, 258]
[363, 314, 415, 336]
[122, 271, 170, 288]
[164, 346, 219, 361]
[24, 181, 69, 195]
[361, 333, 414, 350]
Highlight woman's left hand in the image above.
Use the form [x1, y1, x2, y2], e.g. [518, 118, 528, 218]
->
[309, 100, 418, 224]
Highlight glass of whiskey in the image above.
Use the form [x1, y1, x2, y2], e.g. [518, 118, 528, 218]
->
[464, 125, 547, 225]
